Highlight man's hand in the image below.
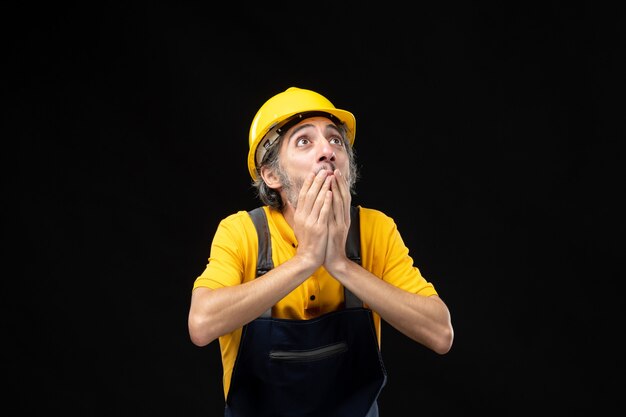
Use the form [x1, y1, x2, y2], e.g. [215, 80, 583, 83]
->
[291, 169, 334, 269]
[324, 168, 351, 272]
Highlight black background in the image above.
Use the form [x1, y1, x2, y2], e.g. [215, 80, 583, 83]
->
[4, 2, 624, 416]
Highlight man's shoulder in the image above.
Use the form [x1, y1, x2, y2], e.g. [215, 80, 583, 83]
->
[221, 209, 253, 221]
[218, 208, 260, 229]
[355, 205, 393, 223]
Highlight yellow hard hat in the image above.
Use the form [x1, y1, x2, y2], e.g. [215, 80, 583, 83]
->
[247, 87, 356, 179]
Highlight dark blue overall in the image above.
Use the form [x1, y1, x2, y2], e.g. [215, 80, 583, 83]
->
[224, 206, 387, 417]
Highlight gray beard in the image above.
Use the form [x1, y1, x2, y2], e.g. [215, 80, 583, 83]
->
[280, 163, 336, 209]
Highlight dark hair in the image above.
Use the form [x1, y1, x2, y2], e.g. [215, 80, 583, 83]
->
[252, 122, 359, 210]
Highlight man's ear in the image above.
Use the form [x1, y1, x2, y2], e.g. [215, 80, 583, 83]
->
[260, 166, 282, 190]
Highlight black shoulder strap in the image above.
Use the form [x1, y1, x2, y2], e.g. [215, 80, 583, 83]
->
[248, 207, 273, 278]
[248, 206, 364, 317]
[248, 207, 273, 318]
[344, 205, 362, 309]
[346, 205, 362, 265]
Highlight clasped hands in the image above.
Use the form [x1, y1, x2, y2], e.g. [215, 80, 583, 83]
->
[290, 168, 352, 272]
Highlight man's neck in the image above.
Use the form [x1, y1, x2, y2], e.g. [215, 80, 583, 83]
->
[280, 202, 295, 231]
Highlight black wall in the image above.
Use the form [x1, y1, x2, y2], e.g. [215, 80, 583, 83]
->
[5, 2, 624, 416]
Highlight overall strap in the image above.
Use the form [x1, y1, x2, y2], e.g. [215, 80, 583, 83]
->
[248, 207, 273, 278]
[344, 205, 362, 309]
[248, 207, 273, 318]
[248, 206, 364, 318]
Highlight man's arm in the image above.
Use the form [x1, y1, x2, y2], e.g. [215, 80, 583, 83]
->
[326, 260, 454, 355]
[323, 169, 453, 354]
[188, 255, 318, 347]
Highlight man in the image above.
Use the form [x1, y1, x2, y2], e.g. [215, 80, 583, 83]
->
[188, 87, 454, 417]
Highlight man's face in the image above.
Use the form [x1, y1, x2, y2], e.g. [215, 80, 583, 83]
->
[275, 116, 350, 208]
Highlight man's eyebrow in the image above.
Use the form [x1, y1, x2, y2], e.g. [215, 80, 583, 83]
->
[325, 124, 341, 135]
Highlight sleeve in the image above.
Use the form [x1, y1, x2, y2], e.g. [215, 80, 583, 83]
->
[192, 211, 254, 290]
[362, 207, 439, 297]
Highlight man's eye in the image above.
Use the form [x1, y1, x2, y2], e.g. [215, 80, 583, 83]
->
[296, 138, 310, 146]
[330, 137, 343, 145]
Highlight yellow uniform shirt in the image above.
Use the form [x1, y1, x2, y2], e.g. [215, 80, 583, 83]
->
[193, 205, 438, 399]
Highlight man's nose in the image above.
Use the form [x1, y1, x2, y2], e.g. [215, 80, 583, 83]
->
[317, 141, 336, 162]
